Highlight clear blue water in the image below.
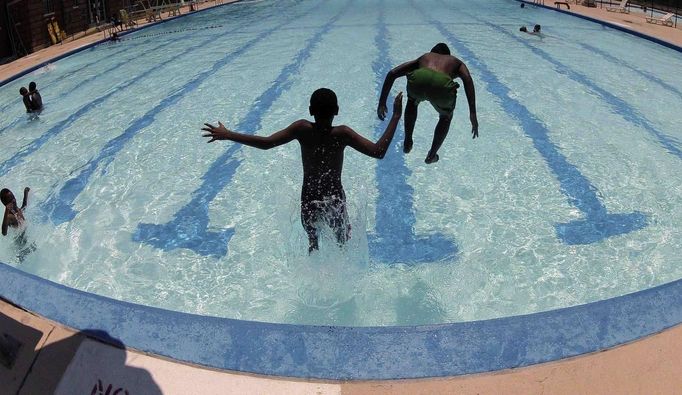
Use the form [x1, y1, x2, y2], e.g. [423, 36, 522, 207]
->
[1, 0, 681, 326]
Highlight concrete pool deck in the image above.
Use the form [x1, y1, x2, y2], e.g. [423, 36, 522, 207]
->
[2, 299, 682, 394]
[1, 1, 682, 393]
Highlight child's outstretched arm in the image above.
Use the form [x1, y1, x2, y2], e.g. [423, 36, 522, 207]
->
[202, 120, 305, 149]
[348, 92, 403, 159]
[21, 187, 29, 210]
[377, 60, 418, 120]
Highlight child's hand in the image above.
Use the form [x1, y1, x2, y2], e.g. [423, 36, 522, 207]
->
[470, 113, 479, 139]
[392, 92, 403, 118]
[377, 103, 388, 121]
[202, 122, 231, 143]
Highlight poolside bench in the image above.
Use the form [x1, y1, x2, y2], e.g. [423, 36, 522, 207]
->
[555, 1, 570, 9]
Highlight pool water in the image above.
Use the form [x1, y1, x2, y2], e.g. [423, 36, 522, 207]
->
[1, 0, 681, 326]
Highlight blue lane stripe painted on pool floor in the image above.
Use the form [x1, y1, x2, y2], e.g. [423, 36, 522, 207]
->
[0, 2, 252, 131]
[0, 48, 116, 119]
[367, 1, 458, 265]
[134, 0, 352, 257]
[420, 0, 647, 245]
[41, 6, 321, 225]
[0, 38, 177, 139]
[0, 34, 223, 178]
[1, 259, 681, 379]
[578, 42, 682, 101]
[481, 20, 682, 160]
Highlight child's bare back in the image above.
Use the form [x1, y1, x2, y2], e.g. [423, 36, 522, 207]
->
[202, 88, 403, 252]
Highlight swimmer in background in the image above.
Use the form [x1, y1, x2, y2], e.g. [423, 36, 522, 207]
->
[28, 82, 43, 110]
[202, 88, 403, 253]
[19, 82, 43, 114]
[520, 24, 543, 35]
[2, 187, 29, 236]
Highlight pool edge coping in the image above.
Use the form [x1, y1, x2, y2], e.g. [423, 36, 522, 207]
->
[1, 261, 681, 380]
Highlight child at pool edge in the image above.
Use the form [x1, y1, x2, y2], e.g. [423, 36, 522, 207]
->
[202, 88, 403, 253]
[2, 187, 30, 236]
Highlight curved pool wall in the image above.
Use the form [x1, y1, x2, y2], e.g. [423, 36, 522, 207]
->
[2, 261, 682, 379]
[1, 0, 682, 381]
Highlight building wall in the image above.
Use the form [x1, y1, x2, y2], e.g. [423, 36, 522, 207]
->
[1, 1, 14, 60]
[5, 0, 132, 56]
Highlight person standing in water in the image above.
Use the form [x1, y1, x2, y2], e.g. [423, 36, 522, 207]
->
[202, 88, 403, 252]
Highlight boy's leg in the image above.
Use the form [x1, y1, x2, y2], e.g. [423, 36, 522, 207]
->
[404, 98, 419, 153]
[425, 113, 452, 164]
[301, 203, 320, 253]
[328, 198, 351, 246]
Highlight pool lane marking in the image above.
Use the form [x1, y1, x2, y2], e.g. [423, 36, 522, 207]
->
[40, 2, 327, 225]
[478, 21, 682, 160]
[133, 0, 352, 258]
[367, 1, 458, 265]
[0, 10, 267, 138]
[0, 27, 201, 126]
[0, 37, 183, 139]
[0, 38, 192, 173]
[578, 42, 682, 102]
[0, 25, 259, 178]
[0, 45, 131, 119]
[415, 0, 647, 245]
[0, 45, 137, 136]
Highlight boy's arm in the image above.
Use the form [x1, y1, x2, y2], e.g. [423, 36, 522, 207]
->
[202, 120, 305, 149]
[377, 59, 419, 120]
[458, 62, 478, 138]
[21, 187, 29, 210]
[22, 96, 32, 113]
[349, 92, 403, 158]
[2, 209, 8, 236]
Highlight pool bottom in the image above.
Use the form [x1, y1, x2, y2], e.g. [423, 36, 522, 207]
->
[1, 261, 681, 380]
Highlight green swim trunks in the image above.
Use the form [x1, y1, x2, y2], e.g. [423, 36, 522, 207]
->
[406, 68, 459, 114]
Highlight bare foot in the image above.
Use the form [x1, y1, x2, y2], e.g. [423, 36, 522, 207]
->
[425, 153, 439, 164]
[403, 138, 413, 153]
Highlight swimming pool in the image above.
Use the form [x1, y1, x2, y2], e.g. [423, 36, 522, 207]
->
[1, 0, 681, 330]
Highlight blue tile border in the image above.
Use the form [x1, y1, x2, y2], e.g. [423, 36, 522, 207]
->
[517, 0, 682, 52]
[1, 261, 681, 379]
[0, 0, 243, 88]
